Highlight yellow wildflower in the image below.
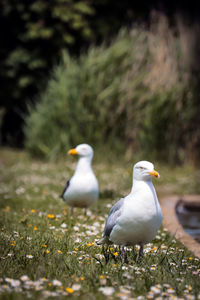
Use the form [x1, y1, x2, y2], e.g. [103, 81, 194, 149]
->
[4, 206, 10, 212]
[45, 249, 50, 254]
[86, 242, 95, 247]
[100, 275, 105, 279]
[65, 287, 74, 294]
[42, 244, 47, 248]
[47, 214, 55, 219]
[57, 250, 62, 254]
[74, 248, 78, 251]
[188, 257, 193, 260]
[80, 277, 84, 281]
[33, 226, 38, 231]
[31, 209, 36, 213]
[10, 241, 16, 246]
[113, 252, 118, 256]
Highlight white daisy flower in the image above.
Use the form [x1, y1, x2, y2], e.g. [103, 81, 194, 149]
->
[26, 254, 34, 259]
[98, 287, 115, 296]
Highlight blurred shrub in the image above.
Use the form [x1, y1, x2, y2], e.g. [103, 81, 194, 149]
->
[0, 0, 151, 146]
[25, 14, 200, 164]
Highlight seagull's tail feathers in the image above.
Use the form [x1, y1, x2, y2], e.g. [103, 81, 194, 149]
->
[96, 236, 112, 245]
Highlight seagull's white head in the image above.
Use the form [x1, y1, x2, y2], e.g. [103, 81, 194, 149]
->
[133, 160, 160, 181]
[68, 143, 94, 159]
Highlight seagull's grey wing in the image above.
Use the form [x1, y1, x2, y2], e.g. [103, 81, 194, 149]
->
[103, 197, 125, 238]
[60, 179, 70, 200]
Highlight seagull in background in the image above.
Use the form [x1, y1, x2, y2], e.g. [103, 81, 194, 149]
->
[61, 144, 99, 215]
[97, 160, 162, 260]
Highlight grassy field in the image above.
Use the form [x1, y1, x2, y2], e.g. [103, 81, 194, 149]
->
[0, 148, 200, 299]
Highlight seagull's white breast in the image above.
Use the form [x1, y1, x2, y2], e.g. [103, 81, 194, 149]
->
[109, 181, 162, 245]
[63, 171, 99, 208]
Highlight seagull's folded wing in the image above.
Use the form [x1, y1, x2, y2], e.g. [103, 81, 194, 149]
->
[97, 198, 125, 245]
[60, 178, 71, 199]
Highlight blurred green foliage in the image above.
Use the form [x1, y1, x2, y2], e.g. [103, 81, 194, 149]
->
[0, 0, 95, 144]
[25, 22, 200, 164]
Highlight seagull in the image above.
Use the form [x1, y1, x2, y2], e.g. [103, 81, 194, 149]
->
[61, 144, 99, 214]
[97, 160, 162, 259]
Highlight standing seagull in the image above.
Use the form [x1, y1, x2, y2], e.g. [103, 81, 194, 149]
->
[97, 160, 162, 258]
[61, 144, 99, 214]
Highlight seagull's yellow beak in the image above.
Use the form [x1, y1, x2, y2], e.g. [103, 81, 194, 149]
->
[149, 170, 160, 178]
[68, 148, 78, 155]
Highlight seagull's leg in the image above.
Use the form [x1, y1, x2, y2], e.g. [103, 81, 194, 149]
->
[102, 245, 109, 263]
[132, 246, 136, 260]
[121, 246, 125, 261]
[102, 244, 108, 255]
[71, 207, 74, 215]
[121, 246, 128, 263]
[84, 208, 87, 216]
[139, 245, 144, 258]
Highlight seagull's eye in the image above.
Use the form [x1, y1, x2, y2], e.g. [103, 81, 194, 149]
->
[139, 167, 145, 170]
